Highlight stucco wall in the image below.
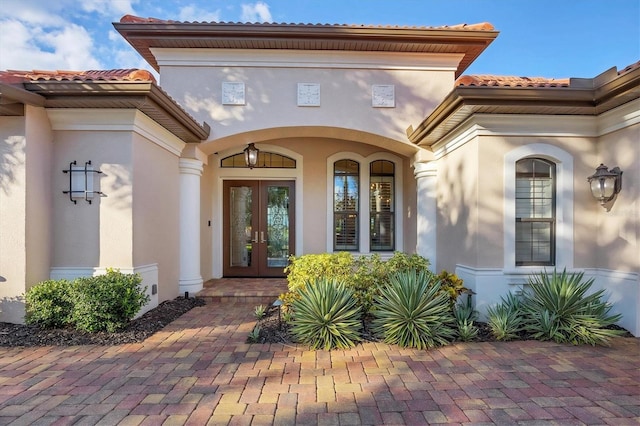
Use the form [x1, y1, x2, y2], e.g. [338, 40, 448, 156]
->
[594, 123, 639, 273]
[132, 134, 181, 302]
[51, 130, 133, 268]
[0, 116, 27, 322]
[159, 57, 454, 147]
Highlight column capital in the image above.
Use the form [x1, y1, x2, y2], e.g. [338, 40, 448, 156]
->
[414, 161, 437, 179]
[179, 158, 204, 176]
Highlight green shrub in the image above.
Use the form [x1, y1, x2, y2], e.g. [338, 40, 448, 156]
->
[521, 269, 623, 346]
[25, 279, 75, 328]
[290, 277, 362, 350]
[372, 269, 456, 349]
[487, 293, 524, 341]
[435, 270, 467, 307]
[282, 252, 433, 316]
[71, 269, 149, 333]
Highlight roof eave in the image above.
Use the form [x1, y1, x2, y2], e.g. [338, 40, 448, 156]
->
[23, 80, 210, 142]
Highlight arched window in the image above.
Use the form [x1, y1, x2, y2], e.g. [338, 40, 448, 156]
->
[221, 151, 296, 168]
[369, 160, 395, 251]
[334, 159, 359, 251]
[515, 158, 556, 265]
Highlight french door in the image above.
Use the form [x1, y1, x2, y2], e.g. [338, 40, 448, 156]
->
[223, 180, 295, 277]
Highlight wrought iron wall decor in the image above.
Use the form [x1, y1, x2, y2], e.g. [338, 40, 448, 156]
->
[62, 160, 104, 204]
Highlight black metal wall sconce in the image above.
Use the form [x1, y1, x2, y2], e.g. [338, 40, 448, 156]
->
[62, 160, 104, 204]
[587, 163, 622, 207]
[244, 143, 259, 169]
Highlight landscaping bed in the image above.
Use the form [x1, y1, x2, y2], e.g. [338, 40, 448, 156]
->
[0, 296, 206, 347]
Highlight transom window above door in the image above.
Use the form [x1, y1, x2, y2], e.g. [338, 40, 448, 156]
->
[221, 151, 296, 168]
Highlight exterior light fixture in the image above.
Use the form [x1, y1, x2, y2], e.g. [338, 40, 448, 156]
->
[587, 163, 622, 206]
[244, 143, 259, 169]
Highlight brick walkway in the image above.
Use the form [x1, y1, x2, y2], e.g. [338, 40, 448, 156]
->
[0, 298, 638, 425]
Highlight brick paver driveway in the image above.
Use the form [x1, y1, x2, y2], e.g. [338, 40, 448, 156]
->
[0, 301, 638, 425]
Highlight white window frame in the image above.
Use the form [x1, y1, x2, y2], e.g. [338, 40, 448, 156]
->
[327, 152, 403, 254]
[504, 144, 574, 271]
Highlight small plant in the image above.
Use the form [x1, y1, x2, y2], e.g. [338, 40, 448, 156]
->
[290, 277, 362, 350]
[72, 269, 149, 333]
[521, 269, 624, 346]
[247, 326, 262, 343]
[372, 269, 456, 349]
[487, 293, 524, 341]
[25, 279, 75, 328]
[435, 270, 467, 308]
[282, 310, 294, 323]
[453, 295, 478, 342]
[253, 304, 267, 319]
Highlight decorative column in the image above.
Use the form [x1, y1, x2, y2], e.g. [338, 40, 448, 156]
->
[414, 161, 438, 272]
[179, 158, 203, 294]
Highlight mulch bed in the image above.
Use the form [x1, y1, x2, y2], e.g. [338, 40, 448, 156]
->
[0, 297, 206, 347]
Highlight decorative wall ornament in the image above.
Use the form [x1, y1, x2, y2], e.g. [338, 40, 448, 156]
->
[297, 83, 321, 106]
[372, 84, 395, 108]
[222, 82, 246, 105]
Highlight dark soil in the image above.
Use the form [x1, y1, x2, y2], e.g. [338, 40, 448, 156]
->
[249, 305, 633, 345]
[0, 297, 206, 347]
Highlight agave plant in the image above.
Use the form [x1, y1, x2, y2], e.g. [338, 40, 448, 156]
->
[290, 277, 362, 350]
[521, 269, 623, 346]
[371, 269, 456, 349]
[454, 296, 479, 342]
[487, 292, 524, 341]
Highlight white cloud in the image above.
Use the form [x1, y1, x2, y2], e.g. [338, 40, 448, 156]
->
[241, 1, 272, 23]
[178, 5, 222, 22]
[80, 0, 138, 17]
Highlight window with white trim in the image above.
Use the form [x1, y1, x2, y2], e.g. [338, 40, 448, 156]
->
[515, 158, 555, 266]
[333, 159, 360, 251]
[369, 160, 395, 251]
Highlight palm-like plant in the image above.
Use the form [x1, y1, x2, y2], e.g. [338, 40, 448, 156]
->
[522, 269, 623, 345]
[371, 269, 456, 349]
[454, 296, 479, 342]
[487, 293, 524, 341]
[290, 277, 362, 350]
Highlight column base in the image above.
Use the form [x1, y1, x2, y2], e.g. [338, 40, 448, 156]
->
[179, 276, 203, 295]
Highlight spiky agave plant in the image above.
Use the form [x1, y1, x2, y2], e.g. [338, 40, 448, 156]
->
[522, 269, 623, 346]
[290, 277, 362, 350]
[453, 297, 479, 342]
[371, 269, 456, 349]
[486, 293, 524, 341]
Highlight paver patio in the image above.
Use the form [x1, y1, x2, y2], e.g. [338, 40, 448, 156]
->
[0, 287, 638, 425]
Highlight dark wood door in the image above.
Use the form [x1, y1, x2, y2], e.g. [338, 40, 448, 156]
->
[223, 180, 295, 277]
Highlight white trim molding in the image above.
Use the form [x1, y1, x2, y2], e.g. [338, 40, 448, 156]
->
[46, 109, 186, 156]
[414, 161, 437, 271]
[49, 264, 159, 316]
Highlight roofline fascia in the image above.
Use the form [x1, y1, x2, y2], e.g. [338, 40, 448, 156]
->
[22, 80, 210, 141]
[0, 82, 46, 106]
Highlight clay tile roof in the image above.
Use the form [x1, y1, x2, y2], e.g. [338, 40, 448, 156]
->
[1, 69, 156, 84]
[118, 14, 495, 31]
[455, 75, 570, 88]
[619, 60, 640, 75]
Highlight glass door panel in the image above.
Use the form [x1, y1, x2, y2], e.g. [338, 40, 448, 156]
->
[224, 180, 294, 277]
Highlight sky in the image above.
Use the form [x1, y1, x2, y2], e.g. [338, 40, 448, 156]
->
[0, 0, 638, 80]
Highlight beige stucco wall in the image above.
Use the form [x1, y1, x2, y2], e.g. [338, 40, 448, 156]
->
[0, 116, 28, 322]
[132, 134, 181, 302]
[24, 106, 53, 289]
[51, 130, 134, 268]
[159, 58, 454, 150]
[595, 123, 640, 273]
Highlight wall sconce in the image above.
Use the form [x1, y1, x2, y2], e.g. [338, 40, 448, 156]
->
[244, 143, 259, 169]
[587, 163, 622, 206]
[62, 160, 104, 204]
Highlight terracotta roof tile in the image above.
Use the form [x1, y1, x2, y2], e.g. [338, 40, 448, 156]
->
[0, 69, 156, 84]
[619, 60, 640, 75]
[119, 14, 494, 31]
[455, 75, 570, 88]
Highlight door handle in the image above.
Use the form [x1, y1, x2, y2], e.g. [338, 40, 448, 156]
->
[252, 231, 258, 243]
[260, 231, 266, 244]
